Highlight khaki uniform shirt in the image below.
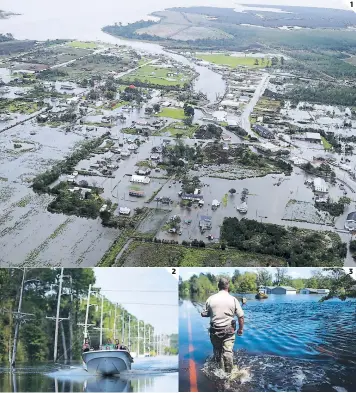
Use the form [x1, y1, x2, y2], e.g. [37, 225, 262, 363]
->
[202, 290, 244, 328]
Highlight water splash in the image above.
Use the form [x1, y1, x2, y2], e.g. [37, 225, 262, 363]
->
[201, 356, 251, 391]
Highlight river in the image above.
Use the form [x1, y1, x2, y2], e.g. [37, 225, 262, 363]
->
[0, 0, 227, 103]
[0, 356, 178, 392]
[179, 295, 356, 392]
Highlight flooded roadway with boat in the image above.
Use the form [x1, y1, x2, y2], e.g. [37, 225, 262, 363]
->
[0, 356, 178, 392]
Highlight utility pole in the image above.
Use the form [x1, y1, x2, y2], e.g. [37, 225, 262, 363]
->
[143, 322, 146, 356]
[137, 320, 140, 357]
[128, 315, 131, 349]
[54, 268, 64, 363]
[46, 268, 69, 363]
[113, 304, 117, 341]
[11, 269, 26, 369]
[100, 295, 104, 348]
[148, 327, 151, 353]
[121, 309, 125, 343]
[84, 284, 92, 339]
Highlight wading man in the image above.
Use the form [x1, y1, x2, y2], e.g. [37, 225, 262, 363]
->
[201, 277, 244, 373]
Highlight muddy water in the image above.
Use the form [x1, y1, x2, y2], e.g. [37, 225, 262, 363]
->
[179, 296, 356, 392]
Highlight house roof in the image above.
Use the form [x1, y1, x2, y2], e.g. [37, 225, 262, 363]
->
[305, 132, 321, 140]
[276, 286, 296, 291]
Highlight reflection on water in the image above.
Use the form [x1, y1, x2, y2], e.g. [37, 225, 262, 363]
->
[0, 356, 178, 392]
[180, 296, 356, 391]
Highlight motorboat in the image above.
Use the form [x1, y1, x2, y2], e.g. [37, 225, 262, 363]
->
[81, 284, 134, 376]
[82, 349, 133, 376]
[255, 292, 268, 299]
[237, 202, 248, 214]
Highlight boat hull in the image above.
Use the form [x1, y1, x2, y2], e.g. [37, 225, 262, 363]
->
[82, 350, 132, 376]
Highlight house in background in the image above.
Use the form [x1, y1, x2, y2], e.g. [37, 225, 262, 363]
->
[271, 286, 297, 295]
[258, 286, 274, 294]
[300, 288, 330, 294]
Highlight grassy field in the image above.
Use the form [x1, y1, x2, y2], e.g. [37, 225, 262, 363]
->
[1, 100, 42, 114]
[68, 41, 98, 49]
[122, 65, 191, 87]
[196, 54, 269, 68]
[155, 121, 198, 136]
[321, 135, 332, 151]
[157, 108, 186, 120]
[119, 242, 286, 267]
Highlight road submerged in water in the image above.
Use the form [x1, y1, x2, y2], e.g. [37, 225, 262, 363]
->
[179, 296, 356, 392]
[0, 356, 178, 392]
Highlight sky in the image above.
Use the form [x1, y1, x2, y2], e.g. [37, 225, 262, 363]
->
[93, 268, 178, 334]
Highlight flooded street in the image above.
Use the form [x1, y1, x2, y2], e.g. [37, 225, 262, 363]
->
[0, 356, 178, 392]
[179, 296, 356, 392]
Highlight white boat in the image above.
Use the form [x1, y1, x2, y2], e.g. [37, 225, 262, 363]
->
[237, 202, 248, 214]
[82, 349, 133, 376]
[81, 284, 133, 377]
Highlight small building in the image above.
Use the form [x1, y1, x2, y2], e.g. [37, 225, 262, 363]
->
[199, 215, 212, 232]
[131, 175, 150, 184]
[313, 177, 328, 194]
[119, 207, 131, 215]
[253, 125, 274, 139]
[345, 211, 356, 231]
[259, 286, 274, 294]
[300, 288, 330, 294]
[305, 132, 322, 144]
[271, 286, 296, 295]
[150, 154, 160, 160]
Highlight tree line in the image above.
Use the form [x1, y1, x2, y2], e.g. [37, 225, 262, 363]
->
[0, 269, 155, 364]
[179, 268, 356, 301]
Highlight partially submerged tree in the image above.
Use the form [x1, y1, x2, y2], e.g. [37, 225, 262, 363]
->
[320, 268, 356, 301]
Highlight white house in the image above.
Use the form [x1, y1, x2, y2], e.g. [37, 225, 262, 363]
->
[313, 177, 328, 194]
[305, 132, 322, 144]
[131, 175, 150, 184]
[119, 207, 131, 215]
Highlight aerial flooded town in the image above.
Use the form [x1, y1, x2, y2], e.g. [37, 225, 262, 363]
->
[1, 3, 356, 267]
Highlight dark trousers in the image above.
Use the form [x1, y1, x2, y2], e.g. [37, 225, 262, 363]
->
[209, 333, 235, 373]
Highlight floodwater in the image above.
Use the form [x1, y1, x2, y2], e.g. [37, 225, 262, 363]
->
[179, 296, 356, 392]
[0, 0, 227, 102]
[0, 356, 178, 392]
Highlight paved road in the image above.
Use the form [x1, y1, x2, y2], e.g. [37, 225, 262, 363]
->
[240, 73, 270, 137]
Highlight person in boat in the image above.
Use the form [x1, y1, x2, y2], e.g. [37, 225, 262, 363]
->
[82, 338, 90, 353]
[115, 339, 120, 349]
[201, 277, 244, 374]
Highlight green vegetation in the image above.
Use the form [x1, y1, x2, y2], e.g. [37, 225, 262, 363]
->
[119, 241, 285, 267]
[179, 267, 355, 300]
[157, 108, 186, 120]
[0, 269, 154, 364]
[321, 136, 332, 151]
[315, 197, 351, 217]
[196, 54, 269, 68]
[155, 122, 198, 137]
[32, 133, 110, 193]
[68, 40, 98, 49]
[121, 65, 192, 88]
[0, 99, 43, 114]
[220, 218, 346, 267]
